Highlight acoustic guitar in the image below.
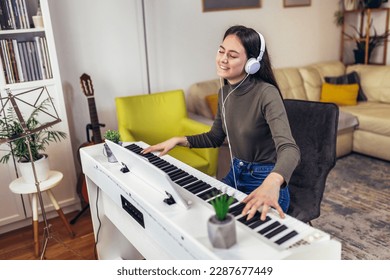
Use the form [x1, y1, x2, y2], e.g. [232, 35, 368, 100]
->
[76, 73, 105, 206]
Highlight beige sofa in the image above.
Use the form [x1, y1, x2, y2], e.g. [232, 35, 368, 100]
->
[186, 61, 390, 167]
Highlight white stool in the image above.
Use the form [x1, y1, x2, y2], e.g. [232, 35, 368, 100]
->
[9, 170, 75, 257]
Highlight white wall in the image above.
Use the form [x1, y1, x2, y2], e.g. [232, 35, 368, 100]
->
[48, 0, 148, 170]
[145, 0, 341, 92]
[48, 0, 348, 171]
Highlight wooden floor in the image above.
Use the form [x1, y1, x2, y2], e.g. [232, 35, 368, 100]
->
[0, 208, 96, 260]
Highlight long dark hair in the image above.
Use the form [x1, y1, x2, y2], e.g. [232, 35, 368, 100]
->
[223, 25, 281, 92]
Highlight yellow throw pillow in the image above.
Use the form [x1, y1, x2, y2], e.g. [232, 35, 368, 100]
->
[320, 82, 359, 106]
[205, 94, 219, 119]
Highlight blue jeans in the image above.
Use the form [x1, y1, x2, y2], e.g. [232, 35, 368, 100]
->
[221, 158, 290, 213]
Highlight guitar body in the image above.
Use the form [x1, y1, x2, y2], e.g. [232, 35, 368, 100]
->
[76, 142, 93, 205]
[76, 73, 104, 206]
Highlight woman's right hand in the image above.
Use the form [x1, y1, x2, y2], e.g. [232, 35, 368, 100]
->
[141, 137, 185, 156]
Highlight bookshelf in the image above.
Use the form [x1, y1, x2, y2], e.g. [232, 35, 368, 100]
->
[0, 0, 79, 233]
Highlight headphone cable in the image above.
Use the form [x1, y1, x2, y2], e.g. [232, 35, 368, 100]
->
[219, 74, 249, 190]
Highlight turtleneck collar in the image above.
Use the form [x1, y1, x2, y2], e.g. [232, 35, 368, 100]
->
[226, 76, 258, 96]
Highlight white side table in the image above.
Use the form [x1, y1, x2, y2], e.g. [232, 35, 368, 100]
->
[9, 170, 75, 257]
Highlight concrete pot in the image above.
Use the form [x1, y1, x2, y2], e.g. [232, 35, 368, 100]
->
[207, 213, 236, 249]
[18, 154, 50, 183]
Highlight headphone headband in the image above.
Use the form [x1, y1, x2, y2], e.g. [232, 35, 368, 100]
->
[257, 32, 265, 62]
[244, 31, 266, 75]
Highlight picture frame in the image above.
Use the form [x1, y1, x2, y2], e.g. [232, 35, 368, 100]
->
[202, 0, 261, 12]
[283, 0, 311, 8]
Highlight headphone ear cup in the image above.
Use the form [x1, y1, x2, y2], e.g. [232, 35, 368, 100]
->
[245, 57, 260, 74]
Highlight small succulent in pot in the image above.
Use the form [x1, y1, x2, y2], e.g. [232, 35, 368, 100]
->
[210, 193, 235, 221]
[103, 129, 121, 144]
[208, 193, 237, 249]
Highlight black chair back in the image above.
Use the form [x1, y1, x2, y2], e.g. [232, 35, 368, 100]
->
[284, 99, 339, 223]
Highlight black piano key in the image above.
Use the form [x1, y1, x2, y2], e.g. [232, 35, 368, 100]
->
[161, 165, 176, 173]
[171, 173, 188, 182]
[275, 230, 299, 245]
[248, 216, 271, 229]
[258, 221, 281, 235]
[167, 168, 181, 175]
[148, 157, 162, 163]
[170, 171, 189, 181]
[228, 203, 246, 216]
[142, 153, 155, 160]
[175, 175, 198, 187]
[197, 187, 220, 200]
[148, 157, 163, 163]
[168, 169, 185, 179]
[125, 144, 142, 153]
[152, 160, 169, 168]
[264, 225, 288, 239]
[237, 212, 261, 225]
[187, 183, 211, 194]
[183, 180, 204, 190]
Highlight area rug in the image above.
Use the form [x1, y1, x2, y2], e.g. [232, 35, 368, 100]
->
[311, 153, 390, 260]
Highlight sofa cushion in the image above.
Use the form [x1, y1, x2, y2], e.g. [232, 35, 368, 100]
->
[338, 110, 359, 132]
[274, 67, 307, 100]
[340, 102, 390, 137]
[346, 64, 390, 103]
[299, 61, 346, 101]
[205, 93, 218, 119]
[320, 83, 359, 106]
[187, 78, 220, 119]
[324, 71, 367, 101]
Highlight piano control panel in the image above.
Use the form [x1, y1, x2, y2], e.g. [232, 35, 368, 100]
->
[121, 195, 145, 228]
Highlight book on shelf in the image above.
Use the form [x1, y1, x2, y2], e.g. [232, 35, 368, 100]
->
[17, 41, 27, 81]
[0, 0, 31, 30]
[12, 38, 24, 82]
[0, 36, 52, 84]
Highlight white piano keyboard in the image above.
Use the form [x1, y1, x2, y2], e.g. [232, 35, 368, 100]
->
[80, 142, 341, 260]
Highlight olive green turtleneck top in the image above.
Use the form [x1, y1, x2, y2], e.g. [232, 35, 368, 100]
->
[187, 77, 300, 184]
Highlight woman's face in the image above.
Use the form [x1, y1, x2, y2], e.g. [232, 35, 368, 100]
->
[216, 34, 248, 84]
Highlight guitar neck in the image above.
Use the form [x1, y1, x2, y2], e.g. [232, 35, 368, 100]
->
[87, 96, 102, 143]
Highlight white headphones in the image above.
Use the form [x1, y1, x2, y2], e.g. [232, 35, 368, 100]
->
[244, 32, 265, 75]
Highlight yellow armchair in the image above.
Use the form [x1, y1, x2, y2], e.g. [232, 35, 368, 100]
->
[115, 90, 219, 177]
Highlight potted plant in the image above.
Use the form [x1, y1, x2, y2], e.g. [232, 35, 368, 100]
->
[343, 19, 390, 63]
[0, 98, 67, 183]
[103, 129, 121, 162]
[207, 193, 236, 249]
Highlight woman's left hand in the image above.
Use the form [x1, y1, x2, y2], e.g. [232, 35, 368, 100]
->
[241, 172, 285, 221]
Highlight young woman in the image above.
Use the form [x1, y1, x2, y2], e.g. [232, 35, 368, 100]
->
[142, 25, 300, 221]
